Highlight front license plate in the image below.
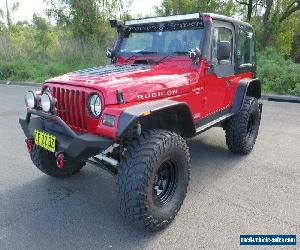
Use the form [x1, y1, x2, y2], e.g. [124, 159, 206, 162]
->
[34, 129, 56, 153]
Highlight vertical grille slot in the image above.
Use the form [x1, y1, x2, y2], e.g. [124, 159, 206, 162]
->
[52, 86, 88, 131]
[82, 92, 88, 130]
[60, 88, 65, 121]
[75, 90, 81, 129]
[56, 88, 61, 114]
[65, 90, 70, 125]
[78, 91, 85, 130]
[69, 90, 75, 127]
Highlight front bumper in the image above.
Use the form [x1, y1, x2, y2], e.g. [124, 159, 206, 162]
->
[19, 109, 114, 160]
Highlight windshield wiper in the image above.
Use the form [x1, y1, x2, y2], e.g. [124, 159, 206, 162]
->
[125, 51, 187, 64]
[155, 51, 188, 64]
[124, 55, 137, 63]
[124, 51, 157, 63]
[137, 51, 156, 54]
[173, 51, 189, 55]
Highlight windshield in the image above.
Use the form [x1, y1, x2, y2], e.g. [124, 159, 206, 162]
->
[119, 22, 204, 55]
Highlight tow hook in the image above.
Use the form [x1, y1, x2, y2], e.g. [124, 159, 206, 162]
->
[55, 152, 65, 169]
[25, 138, 34, 153]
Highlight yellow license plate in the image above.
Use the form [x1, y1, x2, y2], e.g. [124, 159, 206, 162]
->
[34, 129, 56, 153]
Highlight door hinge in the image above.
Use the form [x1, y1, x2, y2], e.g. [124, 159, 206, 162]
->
[226, 80, 231, 87]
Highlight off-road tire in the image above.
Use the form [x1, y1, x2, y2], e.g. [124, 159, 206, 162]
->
[225, 96, 261, 154]
[30, 145, 84, 178]
[117, 130, 190, 231]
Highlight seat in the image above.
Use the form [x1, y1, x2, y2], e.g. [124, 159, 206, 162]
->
[167, 39, 182, 52]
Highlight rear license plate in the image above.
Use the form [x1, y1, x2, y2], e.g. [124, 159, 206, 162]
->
[34, 129, 56, 153]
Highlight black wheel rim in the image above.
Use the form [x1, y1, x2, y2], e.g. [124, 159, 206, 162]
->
[247, 113, 255, 137]
[152, 160, 177, 206]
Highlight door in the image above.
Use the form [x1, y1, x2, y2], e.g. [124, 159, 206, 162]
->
[203, 21, 235, 116]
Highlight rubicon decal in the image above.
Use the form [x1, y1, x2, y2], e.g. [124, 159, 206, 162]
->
[137, 89, 178, 101]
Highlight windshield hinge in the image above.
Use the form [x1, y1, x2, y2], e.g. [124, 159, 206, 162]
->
[117, 90, 125, 104]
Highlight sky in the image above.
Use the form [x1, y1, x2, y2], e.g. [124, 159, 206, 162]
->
[0, 0, 163, 23]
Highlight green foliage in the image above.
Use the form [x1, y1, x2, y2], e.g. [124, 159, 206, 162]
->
[46, 0, 102, 37]
[0, 0, 122, 83]
[0, 15, 113, 82]
[0, 52, 109, 83]
[32, 14, 53, 54]
[291, 17, 300, 62]
[257, 47, 300, 96]
[45, 0, 131, 37]
[156, 0, 237, 16]
[7, 57, 107, 81]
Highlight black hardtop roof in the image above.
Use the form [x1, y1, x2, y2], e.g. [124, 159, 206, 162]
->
[203, 13, 253, 29]
[122, 12, 253, 29]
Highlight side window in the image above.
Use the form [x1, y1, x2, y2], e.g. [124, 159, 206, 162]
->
[237, 27, 255, 67]
[211, 27, 233, 65]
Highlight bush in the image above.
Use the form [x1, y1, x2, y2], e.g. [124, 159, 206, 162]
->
[0, 28, 112, 82]
[257, 47, 300, 96]
[0, 56, 109, 82]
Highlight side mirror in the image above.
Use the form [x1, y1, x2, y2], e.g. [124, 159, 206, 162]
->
[189, 48, 201, 62]
[106, 48, 115, 59]
[217, 41, 231, 61]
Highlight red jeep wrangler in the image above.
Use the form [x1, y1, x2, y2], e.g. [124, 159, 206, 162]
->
[20, 13, 262, 230]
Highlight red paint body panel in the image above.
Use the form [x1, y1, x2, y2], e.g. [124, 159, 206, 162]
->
[44, 57, 253, 139]
[46, 57, 196, 105]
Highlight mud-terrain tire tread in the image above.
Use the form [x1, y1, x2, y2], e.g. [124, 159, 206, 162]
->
[225, 96, 261, 155]
[117, 129, 190, 231]
[30, 145, 84, 178]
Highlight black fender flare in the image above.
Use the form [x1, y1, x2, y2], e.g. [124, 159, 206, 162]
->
[231, 78, 261, 114]
[117, 99, 195, 138]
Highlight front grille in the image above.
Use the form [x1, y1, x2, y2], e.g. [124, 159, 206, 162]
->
[52, 87, 88, 131]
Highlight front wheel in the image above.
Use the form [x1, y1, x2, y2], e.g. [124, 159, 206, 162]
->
[117, 130, 191, 231]
[224, 96, 261, 155]
[30, 145, 84, 178]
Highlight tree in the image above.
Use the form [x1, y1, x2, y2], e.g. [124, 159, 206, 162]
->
[261, 0, 273, 47]
[279, 0, 300, 22]
[235, 0, 265, 21]
[32, 14, 52, 54]
[261, 0, 300, 47]
[291, 18, 300, 62]
[4, 0, 19, 29]
[0, 8, 4, 31]
[156, 0, 236, 16]
[46, 0, 102, 36]
[45, 0, 131, 37]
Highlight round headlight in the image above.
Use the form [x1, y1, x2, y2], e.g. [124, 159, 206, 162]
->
[88, 94, 102, 118]
[41, 93, 54, 112]
[25, 91, 36, 108]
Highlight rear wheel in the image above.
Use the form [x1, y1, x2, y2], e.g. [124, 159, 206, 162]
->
[117, 130, 190, 231]
[30, 145, 84, 178]
[224, 96, 261, 154]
